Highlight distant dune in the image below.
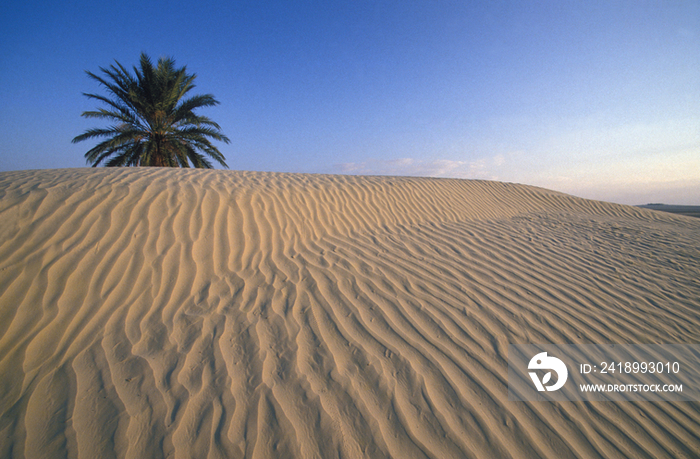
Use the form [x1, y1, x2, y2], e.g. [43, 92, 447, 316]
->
[638, 203, 700, 219]
[1, 168, 699, 459]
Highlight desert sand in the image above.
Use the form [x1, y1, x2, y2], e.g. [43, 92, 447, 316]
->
[0, 167, 699, 459]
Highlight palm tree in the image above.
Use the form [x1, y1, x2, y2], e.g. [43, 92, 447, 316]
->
[73, 53, 229, 168]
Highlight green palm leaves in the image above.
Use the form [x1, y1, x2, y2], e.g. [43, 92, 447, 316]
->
[73, 53, 229, 168]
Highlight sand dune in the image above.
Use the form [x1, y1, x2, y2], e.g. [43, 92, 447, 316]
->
[1, 168, 699, 458]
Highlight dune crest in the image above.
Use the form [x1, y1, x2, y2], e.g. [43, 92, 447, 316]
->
[1, 168, 699, 458]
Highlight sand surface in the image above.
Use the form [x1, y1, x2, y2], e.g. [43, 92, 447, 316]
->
[0, 168, 699, 458]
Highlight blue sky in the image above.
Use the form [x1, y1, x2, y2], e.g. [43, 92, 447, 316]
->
[1, 1, 698, 204]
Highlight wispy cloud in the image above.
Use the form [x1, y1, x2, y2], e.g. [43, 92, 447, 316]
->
[336, 156, 505, 180]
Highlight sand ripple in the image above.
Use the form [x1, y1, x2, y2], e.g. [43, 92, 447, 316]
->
[1, 168, 699, 458]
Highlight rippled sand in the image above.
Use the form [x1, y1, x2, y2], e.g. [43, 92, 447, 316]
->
[1, 168, 699, 458]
